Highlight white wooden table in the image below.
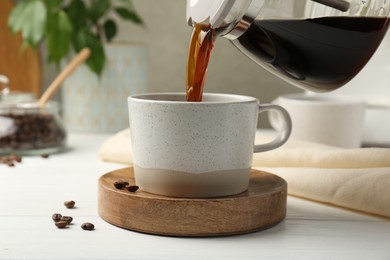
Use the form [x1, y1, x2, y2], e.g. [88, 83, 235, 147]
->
[0, 133, 389, 260]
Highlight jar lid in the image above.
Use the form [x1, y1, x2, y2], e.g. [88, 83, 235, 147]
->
[0, 91, 36, 104]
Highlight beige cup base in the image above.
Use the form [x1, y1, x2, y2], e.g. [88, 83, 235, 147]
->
[133, 165, 251, 198]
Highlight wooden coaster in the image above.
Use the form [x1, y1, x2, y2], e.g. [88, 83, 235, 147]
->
[98, 167, 287, 237]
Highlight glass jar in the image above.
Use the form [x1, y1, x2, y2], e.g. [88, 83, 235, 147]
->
[0, 101, 67, 156]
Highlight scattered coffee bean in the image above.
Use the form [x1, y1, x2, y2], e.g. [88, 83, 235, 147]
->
[0, 157, 8, 164]
[64, 200, 75, 209]
[113, 181, 128, 189]
[41, 154, 50, 159]
[0, 154, 22, 167]
[81, 222, 94, 231]
[53, 201, 96, 231]
[52, 213, 62, 222]
[8, 154, 22, 163]
[61, 216, 73, 225]
[55, 220, 68, 229]
[126, 185, 139, 192]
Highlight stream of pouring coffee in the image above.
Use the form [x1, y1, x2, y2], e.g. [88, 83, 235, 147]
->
[186, 24, 215, 102]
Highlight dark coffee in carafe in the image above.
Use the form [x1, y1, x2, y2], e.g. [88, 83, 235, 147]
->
[232, 17, 390, 92]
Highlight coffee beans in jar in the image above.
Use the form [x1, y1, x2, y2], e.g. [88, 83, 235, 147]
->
[0, 101, 66, 155]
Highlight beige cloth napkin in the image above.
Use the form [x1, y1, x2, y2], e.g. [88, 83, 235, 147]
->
[99, 128, 390, 218]
[99, 129, 133, 165]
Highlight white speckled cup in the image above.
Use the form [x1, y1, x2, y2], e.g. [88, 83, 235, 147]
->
[128, 93, 291, 198]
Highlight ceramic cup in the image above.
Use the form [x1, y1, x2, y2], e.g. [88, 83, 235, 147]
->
[128, 93, 292, 198]
[269, 93, 366, 148]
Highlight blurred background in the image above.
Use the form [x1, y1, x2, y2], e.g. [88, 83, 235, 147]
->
[2, 0, 390, 137]
[56, 0, 300, 130]
[31, 0, 300, 131]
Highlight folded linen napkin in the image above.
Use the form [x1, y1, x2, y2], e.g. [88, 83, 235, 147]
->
[99, 128, 390, 218]
[255, 166, 390, 218]
[99, 129, 133, 165]
[253, 134, 390, 169]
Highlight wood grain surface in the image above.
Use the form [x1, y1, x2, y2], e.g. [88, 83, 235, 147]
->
[0, 0, 42, 97]
[98, 167, 287, 237]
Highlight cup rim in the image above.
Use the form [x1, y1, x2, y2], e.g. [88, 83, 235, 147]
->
[128, 92, 259, 104]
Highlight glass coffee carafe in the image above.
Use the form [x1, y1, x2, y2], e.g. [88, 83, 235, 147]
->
[186, 0, 390, 92]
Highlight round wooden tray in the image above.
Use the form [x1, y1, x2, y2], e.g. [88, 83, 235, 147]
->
[98, 167, 287, 237]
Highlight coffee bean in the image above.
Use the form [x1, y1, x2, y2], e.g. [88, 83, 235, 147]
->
[126, 185, 139, 192]
[61, 216, 73, 224]
[52, 213, 62, 222]
[8, 154, 22, 162]
[64, 200, 75, 209]
[81, 222, 94, 231]
[55, 220, 68, 229]
[41, 154, 49, 159]
[113, 181, 128, 189]
[0, 154, 23, 167]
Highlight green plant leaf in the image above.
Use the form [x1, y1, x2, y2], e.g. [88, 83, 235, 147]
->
[89, 0, 110, 23]
[8, 0, 144, 77]
[115, 7, 143, 25]
[118, 0, 136, 9]
[118, 0, 133, 5]
[8, 0, 47, 48]
[44, 0, 63, 11]
[74, 30, 105, 76]
[64, 0, 87, 33]
[8, 1, 28, 32]
[46, 10, 73, 64]
[103, 19, 117, 42]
